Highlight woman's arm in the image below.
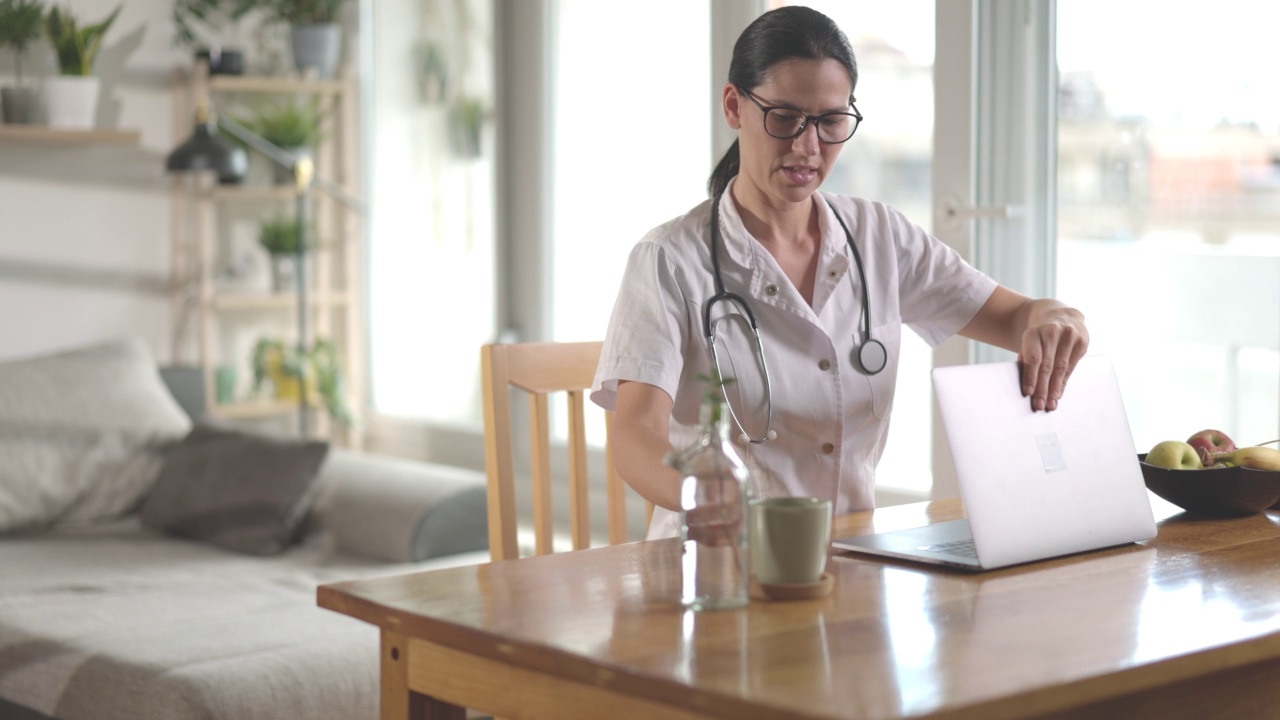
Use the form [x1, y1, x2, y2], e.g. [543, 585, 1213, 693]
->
[613, 380, 683, 511]
[958, 285, 1090, 412]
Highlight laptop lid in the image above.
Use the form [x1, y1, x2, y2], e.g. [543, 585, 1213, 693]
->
[834, 354, 1157, 570]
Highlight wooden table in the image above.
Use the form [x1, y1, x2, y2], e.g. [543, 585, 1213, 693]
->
[317, 497, 1280, 719]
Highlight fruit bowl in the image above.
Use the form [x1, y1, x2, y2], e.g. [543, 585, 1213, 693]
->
[1139, 454, 1280, 517]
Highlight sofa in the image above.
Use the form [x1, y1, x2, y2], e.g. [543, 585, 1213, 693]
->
[0, 338, 491, 720]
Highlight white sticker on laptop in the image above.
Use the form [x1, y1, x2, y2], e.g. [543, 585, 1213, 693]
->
[1036, 432, 1067, 473]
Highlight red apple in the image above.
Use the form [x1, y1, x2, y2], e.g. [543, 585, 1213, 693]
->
[1186, 429, 1236, 467]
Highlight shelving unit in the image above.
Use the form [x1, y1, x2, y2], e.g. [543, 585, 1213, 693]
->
[170, 61, 365, 448]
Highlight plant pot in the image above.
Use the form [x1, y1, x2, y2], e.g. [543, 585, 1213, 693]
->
[195, 47, 245, 76]
[272, 146, 313, 185]
[44, 75, 100, 130]
[290, 23, 342, 79]
[1, 87, 38, 124]
[261, 347, 316, 402]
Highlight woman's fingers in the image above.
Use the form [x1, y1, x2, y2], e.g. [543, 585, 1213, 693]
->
[1021, 322, 1089, 411]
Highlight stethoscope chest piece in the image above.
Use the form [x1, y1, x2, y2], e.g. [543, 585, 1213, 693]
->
[856, 337, 887, 375]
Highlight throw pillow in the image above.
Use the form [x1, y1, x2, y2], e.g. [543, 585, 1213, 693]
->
[310, 448, 489, 562]
[140, 424, 330, 555]
[0, 338, 192, 532]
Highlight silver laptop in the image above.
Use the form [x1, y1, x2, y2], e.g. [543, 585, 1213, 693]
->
[833, 354, 1157, 570]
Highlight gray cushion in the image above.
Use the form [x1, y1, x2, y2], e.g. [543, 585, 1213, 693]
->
[311, 449, 489, 562]
[140, 424, 330, 556]
[0, 338, 192, 533]
[159, 366, 208, 422]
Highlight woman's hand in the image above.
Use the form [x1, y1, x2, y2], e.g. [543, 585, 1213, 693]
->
[960, 288, 1090, 412]
[1017, 301, 1089, 411]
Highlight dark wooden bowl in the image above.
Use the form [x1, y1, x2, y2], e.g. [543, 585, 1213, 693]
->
[1139, 454, 1280, 517]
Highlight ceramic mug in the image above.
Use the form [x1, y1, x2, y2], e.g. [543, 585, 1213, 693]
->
[749, 497, 832, 585]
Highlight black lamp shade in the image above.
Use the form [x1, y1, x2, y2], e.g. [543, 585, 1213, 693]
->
[166, 121, 248, 184]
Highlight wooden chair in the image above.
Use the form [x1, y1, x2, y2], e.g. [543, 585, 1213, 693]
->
[481, 341, 652, 561]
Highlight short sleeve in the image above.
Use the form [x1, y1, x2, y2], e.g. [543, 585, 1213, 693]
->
[891, 208, 998, 346]
[591, 240, 690, 411]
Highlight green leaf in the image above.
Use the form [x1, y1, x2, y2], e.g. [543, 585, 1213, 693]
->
[43, 3, 119, 75]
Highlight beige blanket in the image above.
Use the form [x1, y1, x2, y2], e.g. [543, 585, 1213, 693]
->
[0, 519, 487, 720]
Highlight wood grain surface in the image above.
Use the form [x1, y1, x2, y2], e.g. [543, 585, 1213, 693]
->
[319, 496, 1280, 719]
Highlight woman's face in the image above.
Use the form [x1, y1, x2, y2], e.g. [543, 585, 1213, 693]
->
[724, 57, 854, 211]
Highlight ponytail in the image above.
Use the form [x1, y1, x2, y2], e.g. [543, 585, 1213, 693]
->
[707, 139, 741, 198]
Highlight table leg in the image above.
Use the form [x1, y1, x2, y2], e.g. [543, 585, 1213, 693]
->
[382, 630, 466, 720]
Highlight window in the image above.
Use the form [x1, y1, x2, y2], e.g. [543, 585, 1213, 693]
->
[784, 0, 937, 494]
[549, 1, 712, 346]
[366, 0, 498, 428]
[1056, 0, 1280, 449]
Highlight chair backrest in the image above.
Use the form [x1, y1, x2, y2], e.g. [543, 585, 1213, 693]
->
[481, 341, 650, 561]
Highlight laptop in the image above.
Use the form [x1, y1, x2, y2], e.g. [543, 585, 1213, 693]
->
[833, 354, 1157, 570]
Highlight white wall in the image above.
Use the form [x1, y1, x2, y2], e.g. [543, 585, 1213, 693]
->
[0, 1, 186, 363]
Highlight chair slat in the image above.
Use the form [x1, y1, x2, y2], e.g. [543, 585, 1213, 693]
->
[567, 390, 590, 551]
[605, 411, 627, 545]
[530, 392, 554, 556]
[480, 345, 520, 561]
[482, 341, 655, 561]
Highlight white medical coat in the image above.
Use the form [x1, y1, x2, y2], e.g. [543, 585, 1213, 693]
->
[591, 179, 998, 539]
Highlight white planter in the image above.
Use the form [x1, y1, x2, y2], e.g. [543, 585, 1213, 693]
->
[44, 76, 100, 130]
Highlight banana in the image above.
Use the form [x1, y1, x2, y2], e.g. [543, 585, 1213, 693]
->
[1209, 446, 1280, 471]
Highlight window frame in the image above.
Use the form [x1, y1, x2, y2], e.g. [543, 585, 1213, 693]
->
[361, 0, 1061, 504]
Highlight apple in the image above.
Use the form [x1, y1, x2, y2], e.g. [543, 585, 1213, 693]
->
[1146, 440, 1203, 470]
[1186, 429, 1236, 467]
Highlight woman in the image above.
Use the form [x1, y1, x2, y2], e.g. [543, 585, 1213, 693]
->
[589, 6, 1088, 539]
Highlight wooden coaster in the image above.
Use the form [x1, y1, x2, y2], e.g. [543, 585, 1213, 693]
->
[749, 572, 834, 601]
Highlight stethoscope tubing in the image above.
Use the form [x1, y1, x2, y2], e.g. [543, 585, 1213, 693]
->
[704, 192, 885, 444]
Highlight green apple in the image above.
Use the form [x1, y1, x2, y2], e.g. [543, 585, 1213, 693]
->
[1146, 440, 1203, 470]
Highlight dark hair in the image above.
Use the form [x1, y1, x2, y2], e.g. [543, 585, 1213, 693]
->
[708, 6, 858, 198]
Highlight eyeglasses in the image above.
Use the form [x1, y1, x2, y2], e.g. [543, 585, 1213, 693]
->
[739, 87, 862, 144]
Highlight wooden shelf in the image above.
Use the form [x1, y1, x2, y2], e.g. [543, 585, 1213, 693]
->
[210, 74, 346, 95]
[211, 184, 298, 201]
[212, 399, 316, 419]
[176, 60, 364, 449]
[0, 125, 140, 146]
[213, 292, 349, 310]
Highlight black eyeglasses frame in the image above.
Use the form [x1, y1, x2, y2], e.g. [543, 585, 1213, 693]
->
[739, 87, 863, 144]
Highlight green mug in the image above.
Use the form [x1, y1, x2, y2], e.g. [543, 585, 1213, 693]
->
[749, 496, 832, 585]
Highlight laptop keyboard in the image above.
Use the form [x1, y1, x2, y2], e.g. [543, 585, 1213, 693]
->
[920, 539, 979, 559]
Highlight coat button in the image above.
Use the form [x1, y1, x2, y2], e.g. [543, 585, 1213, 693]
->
[827, 269, 838, 279]
[818, 359, 831, 371]
[765, 284, 779, 296]
[822, 443, 835, 454]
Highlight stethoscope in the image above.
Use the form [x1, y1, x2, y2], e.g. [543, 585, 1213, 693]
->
[702, 192, 887, 444]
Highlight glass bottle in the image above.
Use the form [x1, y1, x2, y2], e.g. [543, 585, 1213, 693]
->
[669, 397, 751, 611]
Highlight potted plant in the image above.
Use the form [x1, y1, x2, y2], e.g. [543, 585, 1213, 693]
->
[268, 0, 347, 79]
[450, 95, 488, 158]
[43, 3, 120, 129]
[257, 215, 313, 290]
[0, 0, 44, 124]
[240, 97, 326, 183]
[171, 0, 259, 75]
[252, 337, 351, 425]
